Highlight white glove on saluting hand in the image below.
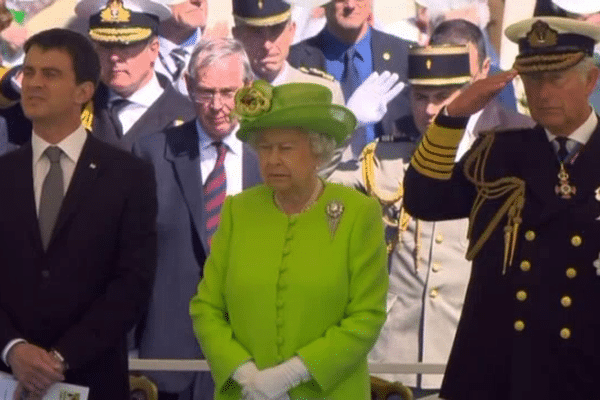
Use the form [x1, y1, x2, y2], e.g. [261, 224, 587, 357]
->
[233, 357, 311, 400]
[346, 71, 406, 127]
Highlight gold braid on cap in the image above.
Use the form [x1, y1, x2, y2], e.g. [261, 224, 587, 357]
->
[513, 51, 585, 73]
[462, 131, 525, 274]
[361, 141, 422, 269]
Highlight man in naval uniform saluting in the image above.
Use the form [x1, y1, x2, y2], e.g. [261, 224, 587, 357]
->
[404, 16, 600, 400]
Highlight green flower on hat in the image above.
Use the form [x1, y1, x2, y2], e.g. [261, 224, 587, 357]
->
[234, 80, 273, 120]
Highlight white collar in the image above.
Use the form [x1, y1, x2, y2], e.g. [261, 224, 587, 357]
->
[545, 108, 598, 145]
[270, 62, 290, 86]
[109, 73, 163, 108]
[32, 125, 87, 165]
[196, 119, 242, 156]
[159, 29, 201, 55]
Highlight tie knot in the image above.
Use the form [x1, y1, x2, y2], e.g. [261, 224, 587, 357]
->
[45, 146, 62, 163]
[170, 48, 187, 59]
[345, 47, 356, 61]
[111, 98, 130, 111]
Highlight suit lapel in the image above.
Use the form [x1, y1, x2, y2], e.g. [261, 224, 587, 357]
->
[12, 143, 44, 252]
[49, 135, 100, 248]
[165, 121, 208, 252]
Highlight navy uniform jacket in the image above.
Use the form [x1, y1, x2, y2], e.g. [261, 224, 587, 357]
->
[288, 28, 411, 139]
[404, 113, 600, 400]
[91, 74, 196, 152]
[0, 135, 157, 400]
[133, 120, 262, 395]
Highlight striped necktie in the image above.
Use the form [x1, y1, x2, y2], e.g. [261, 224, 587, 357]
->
[204, 142, 227, 246]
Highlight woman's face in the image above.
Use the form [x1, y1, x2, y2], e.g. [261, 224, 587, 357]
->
[255, 128, 320, 194]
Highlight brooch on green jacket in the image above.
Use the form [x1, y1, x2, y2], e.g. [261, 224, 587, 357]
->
[326, 200, 344, 239]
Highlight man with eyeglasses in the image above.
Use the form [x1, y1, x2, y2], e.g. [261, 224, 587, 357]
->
[133, 37, 262, 400]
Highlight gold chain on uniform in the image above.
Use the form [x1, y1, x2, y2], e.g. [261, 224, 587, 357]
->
[462, 132, 526, 274]
[361, 142, 422, 269]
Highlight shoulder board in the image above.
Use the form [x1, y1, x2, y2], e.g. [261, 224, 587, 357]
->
[298, 66, 335, 81]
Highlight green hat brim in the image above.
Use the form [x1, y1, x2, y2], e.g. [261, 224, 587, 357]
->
[237, 104, 357, 145]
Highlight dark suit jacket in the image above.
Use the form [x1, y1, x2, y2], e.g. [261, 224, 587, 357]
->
[133, 120, 262, 394]
[0, 74, 195, 153]
[0, 134, 157, 400]
[288, 28, 411, 138]
[92, 74, 196, 152]
[405, 118, 600, 400]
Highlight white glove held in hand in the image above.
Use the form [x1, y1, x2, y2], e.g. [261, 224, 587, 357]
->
[346, 71, 406, 127]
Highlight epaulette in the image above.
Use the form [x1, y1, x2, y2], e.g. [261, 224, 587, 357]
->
[81, 100, 94, 131]
[298, 66, 335, 82]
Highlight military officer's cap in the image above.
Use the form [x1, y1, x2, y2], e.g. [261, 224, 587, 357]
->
[408, 45, 471, 86]
[233, 0, 291, 27]
[506, 17, 600, 73]
[76, 0, 171, 44]
[551, 0, 600, 15]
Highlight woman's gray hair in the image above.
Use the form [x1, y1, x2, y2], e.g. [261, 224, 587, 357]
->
[247, 129, 337, 165]
[187, 37, 254, 84]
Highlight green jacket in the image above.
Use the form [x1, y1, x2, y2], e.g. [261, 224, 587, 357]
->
[190, 182, 388, 399]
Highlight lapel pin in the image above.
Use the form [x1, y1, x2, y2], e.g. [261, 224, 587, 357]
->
[383, 52, 391, 61]
[595, 187, 600, 201]
[89, 163, 97, 169]
[594, 253, 600, 275]
[174, 118, 184, 127]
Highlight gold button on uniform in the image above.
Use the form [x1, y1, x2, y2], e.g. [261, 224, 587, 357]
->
[514, 320, 525, 331]
[435, 234, 443, 244]
[520, 260, 531, 272]
[571, 235, 582, 247]
[430, 288, 439, 298]
[560, 328, 571, 339]
[560, 296, 572, 307]
[516, 290, 527, 302]
[525, 230, 535, 241]
[432, 262, 441, 272]
[566, 268, 577, 278]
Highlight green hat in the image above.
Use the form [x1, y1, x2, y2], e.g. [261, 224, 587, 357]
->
[234, 81, 357, 145]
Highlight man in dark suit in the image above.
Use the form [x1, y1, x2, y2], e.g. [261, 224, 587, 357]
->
[405, 17, 600, 399]
[0, 28, 156, 400]
[288, 0, 411, 155]
[134, 37, 262, 400]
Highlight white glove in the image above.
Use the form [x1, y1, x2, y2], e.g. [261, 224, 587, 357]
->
[252, 356, 311, 399]
[346, 71, 406, 127]
[233, 361, 266, 400]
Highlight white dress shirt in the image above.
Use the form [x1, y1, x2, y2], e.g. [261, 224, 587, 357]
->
[2, 124, 88, 366]
[545, 108, 598, 151]
[196, 120, 244, 196]
[155, 29, 201, 96]
[109, 73, 164, 135]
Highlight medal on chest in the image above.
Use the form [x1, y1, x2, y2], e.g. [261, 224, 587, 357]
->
[555, 163, 576, 199]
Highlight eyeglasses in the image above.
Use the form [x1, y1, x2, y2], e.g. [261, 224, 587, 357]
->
[192, 87, 238, 103]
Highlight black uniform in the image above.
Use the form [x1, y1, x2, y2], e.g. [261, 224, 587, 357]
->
[404, 113, 600, 400]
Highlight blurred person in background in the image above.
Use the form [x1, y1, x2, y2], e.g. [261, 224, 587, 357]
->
[288, 0, 412, 159]
[156, 0, 207, 95]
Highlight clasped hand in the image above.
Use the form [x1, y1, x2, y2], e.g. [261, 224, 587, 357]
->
[8, 343, 65, 400]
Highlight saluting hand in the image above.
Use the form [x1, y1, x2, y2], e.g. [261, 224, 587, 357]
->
[446, 70, 518, 117]
[8, 343, 65, 399]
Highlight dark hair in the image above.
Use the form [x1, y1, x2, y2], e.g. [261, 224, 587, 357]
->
[24, 28, 101, 87]
[430, 19, 486, 68]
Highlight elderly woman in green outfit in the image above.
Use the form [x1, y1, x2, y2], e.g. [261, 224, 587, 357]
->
[189, 81, 388, 400]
